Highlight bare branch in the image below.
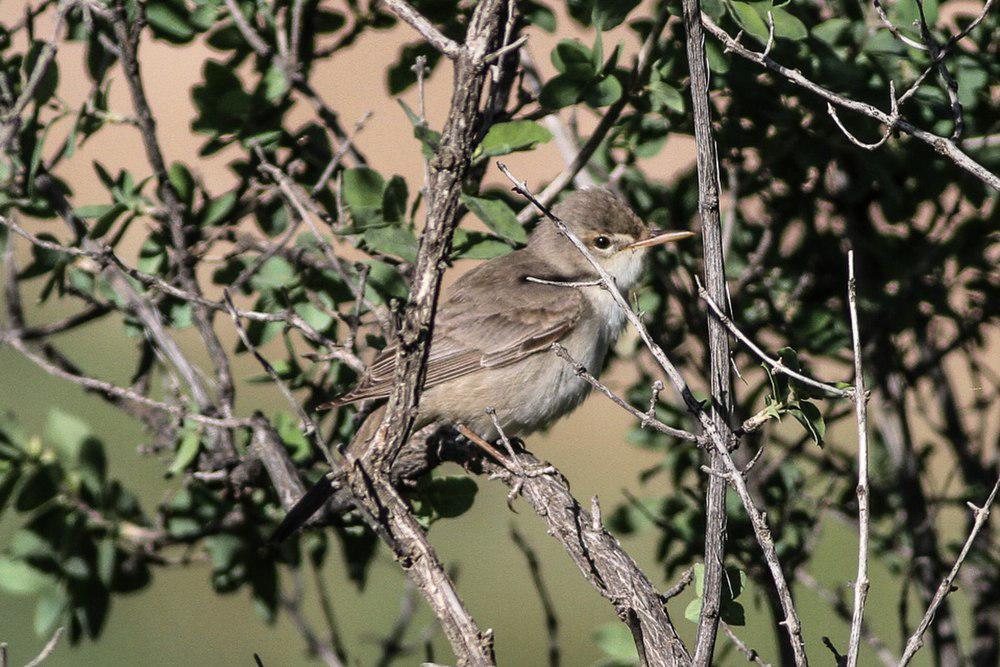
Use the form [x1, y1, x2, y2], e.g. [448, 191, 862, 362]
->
[695, 277, 849, 398]
[899, 476, 1000, 666]
[551, 343, 700, 443]
[379, 0, 461, 58]
[845, 251, 870, 667]
[23, 626, 64, 667]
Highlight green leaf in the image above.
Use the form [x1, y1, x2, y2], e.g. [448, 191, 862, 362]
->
[343, 167, 386, 212]
[477, 121, 553, 158]
[424, 476, 478, 518]
[591, 0, 641, 30]
[275, 412, 311, 463]
[523, 0, 556, 32]
[262, 64, 290, 102]
[146, 1, 196, 43]
[167, 429, 201, 476]
[382, 176, 408, 222]
[199, 191, 237, 226]
[684, 596, 702, 623]
[539, 75, 588, 109]
[649, 80, 685, 113]
[461, 194, 527, 244]
[790, 400, 825, 446]
[363, 226, 419, 263]
[693, 562, 705, 596]
[729, 2, 770, 45]
[551, 40, 594, 78]
[0, 558, 54, 595]
[451, 230, 514, 260]
[812, 17, 851, 46]
[593, 622, 640, 662]
[584, 75, 623, 107]
[34, 585, 68, 636]
[250, 256, 297, 291]
[769, 7, 808, 41]
[43, 408, 90, 464]
[24, 41, 59, 106]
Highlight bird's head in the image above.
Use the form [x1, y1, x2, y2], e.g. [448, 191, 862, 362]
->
[530, 188, 694, 290]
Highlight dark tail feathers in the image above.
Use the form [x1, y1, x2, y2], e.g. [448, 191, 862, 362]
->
[269, 475, 336, 544]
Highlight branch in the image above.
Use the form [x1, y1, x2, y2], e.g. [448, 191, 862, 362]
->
[23, 626, 64, 667]
[679, 1, 735, 661]
[845, 251, 870, 667]
[700, 15, 1000, 191]
[379, 0, 461, 58]
[446, 432, 691, 666]
[551, 343, 701, 443]
[695, 277, 849, 398]
[899, 475, 1000, 666]
[510, 528, 560, 667]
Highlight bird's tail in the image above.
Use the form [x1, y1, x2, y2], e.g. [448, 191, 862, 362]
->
[268, 404, 387, 544]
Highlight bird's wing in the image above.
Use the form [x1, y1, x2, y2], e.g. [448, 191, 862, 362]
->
[322, 263, 583, 407]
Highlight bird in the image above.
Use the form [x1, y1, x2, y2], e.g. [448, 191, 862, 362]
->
[270, 188, 694, 542]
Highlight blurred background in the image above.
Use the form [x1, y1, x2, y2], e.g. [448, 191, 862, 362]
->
[1, 1, 996, 665]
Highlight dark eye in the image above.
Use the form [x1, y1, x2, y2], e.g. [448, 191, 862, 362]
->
[593, 236, 611, 250]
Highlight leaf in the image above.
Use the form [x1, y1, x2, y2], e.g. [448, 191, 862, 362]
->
[461, 194, 527, 243]
[769, 7, 808, 41]
[790, 400, 825, 446]
[649, 80, 685, 113]
[591, 0, 641, 30]
[250, 257, 297, 291]
[812, 17, 851, 46]
[721, 600, 746, 626]
[275, 412, 311, 463]
[34, 585, 68, 636]
[381, 176, 408, 222]
[539, 75, 588, 109]
[167, 429, 201, 476]
[424, 476, 478, 519]
[451, 230, 514, 260]
[262, 63, 289, 102]
[593, 622, 640, 662]
[199, 191, 237, 226]
[477, 121, 553, 158]
[584, 75, 623, 107]
[168, 162, 195, 204]
[24, 41, 59, 106]
[363, 226, 419, 262]
[523, 0, 556, 32]
[43, 408, 90, 464]
[0, 558, 54, 595]
[551, 40, 594, 78]
[343, 167, 386, 212]
[684, 596, 702, 623]
[146, 0, 196, 43]
[729, 2, 770, 45]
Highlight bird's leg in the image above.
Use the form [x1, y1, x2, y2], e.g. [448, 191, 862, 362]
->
[455, 424, 555, 511]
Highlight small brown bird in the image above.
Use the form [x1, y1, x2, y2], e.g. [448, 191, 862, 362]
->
[272, 189, 693, 541]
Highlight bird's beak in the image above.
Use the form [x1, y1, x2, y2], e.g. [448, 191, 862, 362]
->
[624, 228, 696, 250]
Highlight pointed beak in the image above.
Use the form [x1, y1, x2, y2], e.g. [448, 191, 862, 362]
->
[624, 228, 696, 250]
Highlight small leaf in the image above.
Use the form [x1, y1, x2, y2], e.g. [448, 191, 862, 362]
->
[343, 167, 386, 212]
[461, 194, 527, 243]
[593, 622, 640, 662]
[199, 191, 237, 226]
[684, 596, 702, 623]
[721, 600, 746, 626]
[477, 121, 553, 158]
[0, 558, 54, 595]
[363, 226, 419, 263]
[591, 0, 641, 30]
[730, 2, 770, 45]
[167, 429, 201, 476]
[769, 7, 808, 41]
[146, 1, 196, 43]
[584, 75, 623, 107]
[382, 176, 408, 222]
[424, 476, 478, 518]
[539, 75, 588, 109]
[551, 40, 594, 77]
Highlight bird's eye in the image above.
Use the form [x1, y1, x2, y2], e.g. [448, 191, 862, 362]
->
[593, 236, 612, 250]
